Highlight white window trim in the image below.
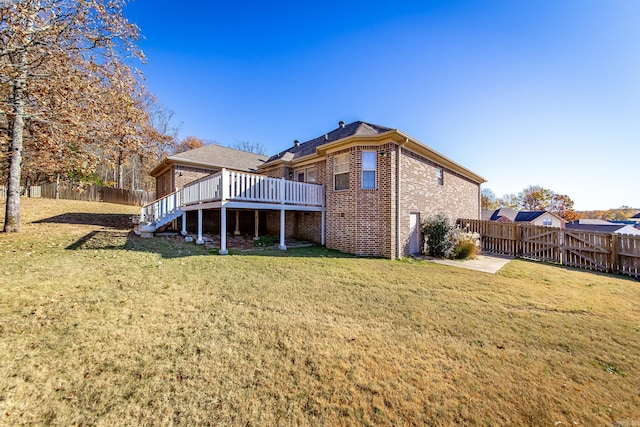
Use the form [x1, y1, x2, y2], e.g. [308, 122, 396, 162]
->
[362, 151, 377, 190]
[334, 153, 349, 191]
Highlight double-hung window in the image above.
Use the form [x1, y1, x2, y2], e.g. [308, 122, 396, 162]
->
[362, 151, 376, 189]
[437, 168, 444, 186]
[306, 167, 317, 183]
[334, 154, 349, 190]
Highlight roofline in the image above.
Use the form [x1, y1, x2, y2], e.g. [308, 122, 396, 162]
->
[261, 129, 486, 184]
[149, 157, 263, 177]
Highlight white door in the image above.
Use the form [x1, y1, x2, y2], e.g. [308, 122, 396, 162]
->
[409, 213, 420, 254]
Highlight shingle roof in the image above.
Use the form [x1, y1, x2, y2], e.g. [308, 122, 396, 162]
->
[264, 121, 392, 164]
[168, 144, 269, 172]
[514, 211, 546, 222]
[633, 212, 640, 219]
[486, 208, 518, 222]
[565, 223, 626, 233]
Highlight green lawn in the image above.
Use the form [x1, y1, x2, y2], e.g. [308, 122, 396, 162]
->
[1, 198, 639, 426]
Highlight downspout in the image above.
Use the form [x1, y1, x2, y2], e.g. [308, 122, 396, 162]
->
[396, 138, 408, 259]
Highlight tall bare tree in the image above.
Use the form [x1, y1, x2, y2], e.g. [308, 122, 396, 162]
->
[1, 0, 143, 232]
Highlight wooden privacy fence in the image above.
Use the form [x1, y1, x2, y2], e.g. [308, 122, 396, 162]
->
[458, 219, 640, 280]
[38, 182, 155, 206]
[0, 185, 42, 198]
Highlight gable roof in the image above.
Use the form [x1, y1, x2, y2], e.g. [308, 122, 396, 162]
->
[514, 211, 546, 222]
[265, 121, 392, 163]
[263, 120, 485, 184]
[150, 144, 269, 177]
[633, 212, 640, 219]
[482, 208, 518, 222]
[483, 209, 566, 224]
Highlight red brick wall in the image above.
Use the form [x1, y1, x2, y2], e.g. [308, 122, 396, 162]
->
[397, 148, 480, 257]
[174, 165, 217, 191]
[325, 145, 394, 258]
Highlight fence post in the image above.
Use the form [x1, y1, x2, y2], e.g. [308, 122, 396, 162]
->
[610, 234, 619, 274]
[514, 223, 521, 257]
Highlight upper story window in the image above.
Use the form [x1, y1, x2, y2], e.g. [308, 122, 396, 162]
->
[334, 153, 349, 191]
[297, 172, 305, 182]
[362, 151, 376, 189]
[543, 218, 552, 226]
[437, 168, 444, 186]
[306, 167, 317, 183]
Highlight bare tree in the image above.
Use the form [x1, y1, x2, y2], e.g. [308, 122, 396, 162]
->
[1, 0, 143, 231]
[230, 140, 267, 155]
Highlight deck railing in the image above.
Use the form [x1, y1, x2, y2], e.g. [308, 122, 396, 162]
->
[141, 190, 181, 224]
[182, 169, 325, 207]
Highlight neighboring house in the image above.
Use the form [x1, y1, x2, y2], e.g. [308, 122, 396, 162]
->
[566, 219, 640, 236]
[150, 144, 269, 198]
[141, 120, 486, 259]
[482, 208, 566, 228]
[632, 212, 640, 220]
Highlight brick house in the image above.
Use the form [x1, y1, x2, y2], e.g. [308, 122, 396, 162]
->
[140, 121, 485, 259]
[150, 144, 269, 198]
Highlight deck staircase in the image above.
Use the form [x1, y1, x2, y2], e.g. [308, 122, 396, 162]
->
[134, 191, 183, 237]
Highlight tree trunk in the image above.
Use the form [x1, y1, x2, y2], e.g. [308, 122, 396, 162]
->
[3, 72, 27, 233]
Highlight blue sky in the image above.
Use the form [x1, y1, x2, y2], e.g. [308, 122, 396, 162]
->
[124, 0, 640, 211]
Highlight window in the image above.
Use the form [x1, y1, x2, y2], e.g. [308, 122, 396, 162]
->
[306, 167, 317, 183]
[297, 172, 305, 182]
[543, 218, 552, 226]
[437, 168, 444, 186]
[334, 153, 349, 190]
[362, 151, 376, 189]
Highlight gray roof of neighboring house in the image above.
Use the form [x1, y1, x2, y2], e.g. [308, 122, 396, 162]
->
[166, 144, 269, 172]
[264, 121, 392, 164]
[514, 211, 546, 222]
[565, 222, 628, 233]
[572, 219, 615, 225]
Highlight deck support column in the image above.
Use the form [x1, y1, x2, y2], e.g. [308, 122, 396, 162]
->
[321, 210, 326, 245]
[196, 209, 204, 244]
[234, 210, 241, 235]
[254, 210, 259, 238]
[181, 212, 187, 237]
[279, 209, 287, 251]
[220, 206, 228, 255]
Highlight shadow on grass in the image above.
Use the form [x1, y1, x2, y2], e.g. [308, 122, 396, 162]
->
[66, 231, 212, 259]
[33, 212, 134, 229]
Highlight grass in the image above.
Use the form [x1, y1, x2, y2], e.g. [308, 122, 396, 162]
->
[1, 198, 640, 426]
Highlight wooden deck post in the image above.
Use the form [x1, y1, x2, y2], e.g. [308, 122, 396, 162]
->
[220, 206, 228, 255]
[181, 211, 187, 236]
[279, 209, 287, 251]
[254, 210, 259, 238]
[196, 209, 204, 245]
[234, 210, 241, 235]
[321, 210, 326, 245]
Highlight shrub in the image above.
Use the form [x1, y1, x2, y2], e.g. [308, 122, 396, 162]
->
[422, 214, 480, 259]
[452, 231, 481, 259]
[422, 213, 455, 258]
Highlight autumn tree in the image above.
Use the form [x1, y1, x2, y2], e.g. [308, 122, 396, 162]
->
[549, 193, 578, 222]
[519, 185, 554, 211]
[481, 188, 500, 210]
[175, 136, 205, 154]
[1, 0, 143, 232]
